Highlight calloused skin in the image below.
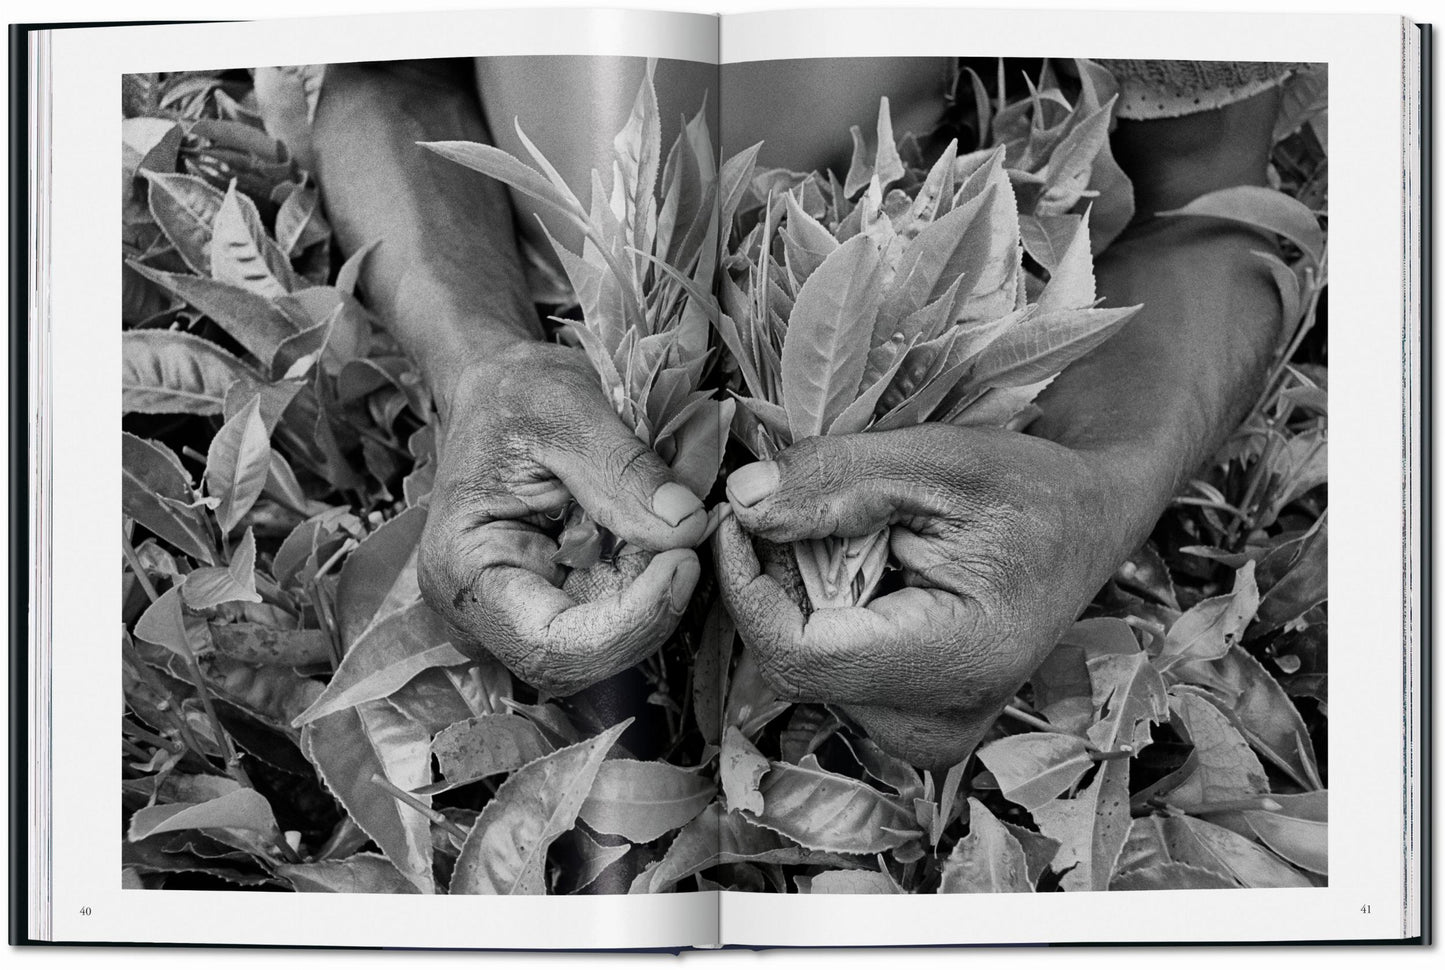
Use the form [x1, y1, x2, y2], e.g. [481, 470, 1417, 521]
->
[312, 57, 1283, 768]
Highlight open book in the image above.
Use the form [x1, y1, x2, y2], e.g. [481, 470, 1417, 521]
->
[15, 5, 1429, 949]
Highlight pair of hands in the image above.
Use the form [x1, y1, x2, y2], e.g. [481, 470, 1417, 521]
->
[420, 343, 1129, 769]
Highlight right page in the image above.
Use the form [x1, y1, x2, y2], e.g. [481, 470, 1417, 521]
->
[708, 5, 1420, 946]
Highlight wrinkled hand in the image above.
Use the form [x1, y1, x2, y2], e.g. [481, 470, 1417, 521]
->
[714, 424, 1131, 770]
[419, 342, 706, 696]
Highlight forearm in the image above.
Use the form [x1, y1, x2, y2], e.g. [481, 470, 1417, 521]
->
[312, 60, 537, 413]
[1030, 217, 1283, 554]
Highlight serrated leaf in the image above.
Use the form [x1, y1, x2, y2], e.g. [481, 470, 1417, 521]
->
[430, 714, 553, 787]
[278, 853, 421, 894]
[129, 261, 300, 365]
[210, 183, 293, 298]
[750, 754, 920, 854]
[1159, 185, 1324, 267]
[579, 758, 715, 844]
[142, 171, 225, 275]
[806, 869, 902, 894]
[561, 828, 632, 895]
[181, 527, 262, 608]
[720, 724, 769, 814]
[128, 788, 279, 842]
[1157, 561, 1260, 669]
[334, 506, 428, 649]
[1239, 791, 1327, 874]
[1171, 645, 1321, 791]
[122, 330, 253, 416]
[967, 305, 1136, 389]
[1085, 648, 1168, 754]
[976, 733, 1094, 811]
[122, 432, 216, 564]
[1161, 815, 1312, 888]
[450, 720, 629, 894]
[1110, 861, 1237, 891]
[1165, 690, 1269, 810]
[133, 587, 203, 658]
[205, 395, 271, 532]
[294, 602, 468, 725]
[421, 140, 588, 230]
[303, 699, 435, 893]
[940, 798, 1033, 893]
[780, 233, 886, 439]
[208, 622, 331, 667]
[1032, 754, 1131, 892]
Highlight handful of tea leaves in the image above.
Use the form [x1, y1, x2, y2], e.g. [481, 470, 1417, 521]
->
[421, 62, 729, 585]
[712, 97, 1140, 610]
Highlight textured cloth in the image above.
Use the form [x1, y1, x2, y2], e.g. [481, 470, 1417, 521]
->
[1096, 59, 1311, 120]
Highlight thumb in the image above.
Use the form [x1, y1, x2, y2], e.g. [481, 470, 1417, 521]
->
[725, 427, 965, 543]
[540, 407, 707, 553]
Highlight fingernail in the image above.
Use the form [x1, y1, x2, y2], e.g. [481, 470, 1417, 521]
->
[670, 557, 700, 611]
[652, 482, 703, 528]
[727, 462, 778, 508]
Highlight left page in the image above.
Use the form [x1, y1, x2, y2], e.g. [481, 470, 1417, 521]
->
[44, 7, 722, 948]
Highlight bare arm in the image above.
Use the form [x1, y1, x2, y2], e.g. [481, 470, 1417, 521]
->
[312, 60, 706, 694]
[1031, 87, 1285, 558]
[313, 59, 536, 415]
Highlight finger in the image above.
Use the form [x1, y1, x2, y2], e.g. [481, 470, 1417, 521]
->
[539, 396, 708, 553]
[715, 516, 985, 708]
[725, 426, 972, 543]
[460, 538, 698, 697]
[839, 703, 997, 772]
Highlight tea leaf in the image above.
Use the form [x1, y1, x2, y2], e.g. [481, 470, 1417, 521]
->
[579, 758, 715, 844]
[749, 754, 921, 854]
[1159, 185, 1324, 268]
[142, 171, 225, 275]
[205, 394, 271, 533]
[977, 732, 1093, 811]
[128, 788, 280, 842]
[1110, 861, 1236, 891]
[278, 853, 421, 894]
[939, 798, 1033, 893]
[721, 725, 769, 814]
[122, 329, 254, 416]
[1032, 754, 1131, 892]
[1157, 561, 1260, 669]
[210, 183, 295, 299]
[450, 720, 629, 895]
[295, 603, 469, 725]
[1159, 815, 1311, 888]
[122, 432, 217, 564]
[806, 869, 902, 894]
[334, 506, 428, 649]
[182, 527, 262, 609]
[430, 714, 553, 788]
[1165, 690, 1269, 811]
[303, 699, 435, 893]
[780, 234, 886, 438]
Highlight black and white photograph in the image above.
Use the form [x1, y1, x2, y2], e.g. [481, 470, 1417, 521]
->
[116, 51, 1329, 899]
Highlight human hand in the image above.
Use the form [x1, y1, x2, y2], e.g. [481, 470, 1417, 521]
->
[419, 342, 707, 696]
[714, 423, 1132, 770]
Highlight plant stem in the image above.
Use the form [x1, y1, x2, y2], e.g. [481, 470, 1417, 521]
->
[1001, 703, 1057, 735]
[120, 524, 160, 604]
[370, 773, 469, 842]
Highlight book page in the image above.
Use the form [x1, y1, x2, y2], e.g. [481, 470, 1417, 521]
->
[45, 6, 727, 949]
[713, 5, 1414, 946]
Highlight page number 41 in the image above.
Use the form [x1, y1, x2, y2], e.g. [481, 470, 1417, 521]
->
[1360, 905, 1372, 915]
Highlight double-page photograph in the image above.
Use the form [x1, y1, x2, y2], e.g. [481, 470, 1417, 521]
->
[118, 50, 1331, 899]
[18, 2, 1427, 950]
